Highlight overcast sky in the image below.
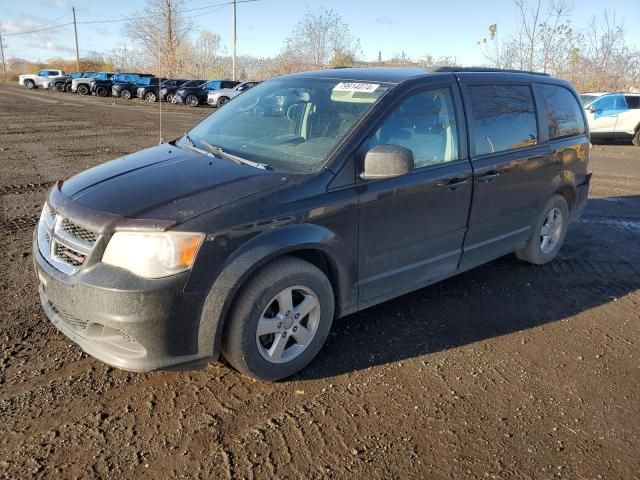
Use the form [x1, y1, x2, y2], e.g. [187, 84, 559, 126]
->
[1, 0, 639, 65]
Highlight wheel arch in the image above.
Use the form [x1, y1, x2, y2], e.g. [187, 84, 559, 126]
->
[195, 224, 352, 361]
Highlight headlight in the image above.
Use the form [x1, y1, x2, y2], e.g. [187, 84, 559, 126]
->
[102, 231, 204, 279]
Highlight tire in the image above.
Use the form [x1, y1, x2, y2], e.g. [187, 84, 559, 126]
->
[186, 94, 199, 107]
[77, 84, 89, 95]
[95, 86, 108, 97]
[516, 194, 569, 265]
[24, 79, 35, 89]
[632, 129, 640, 147]
[144, 91, 157, 102]
[217, 96, 230, 107]
[120, 89, 132, 100]
[166, 93, 175, 104]
[55, 82, 66, 93]
[65, 84, 73, 93]
[222, 256, 335, 381]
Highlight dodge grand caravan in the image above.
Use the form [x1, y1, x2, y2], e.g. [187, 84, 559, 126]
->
[34, 68, 591, 381]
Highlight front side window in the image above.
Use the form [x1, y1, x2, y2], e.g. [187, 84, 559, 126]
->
[38, 70, 48, 77]
[186, 78, 391, 173]
[469, 85, 537, 156]
[539, 84, 585, 139]
[367, 88, 459, 168]
[591, 94, 627, 116]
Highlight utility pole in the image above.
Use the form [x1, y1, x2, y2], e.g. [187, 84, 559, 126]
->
[232, 0, 237, 81]
[0, 30, 6, 80]
[72, 7, 80, 71]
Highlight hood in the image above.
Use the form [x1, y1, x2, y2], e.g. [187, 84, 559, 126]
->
[60, 143, 287, 224]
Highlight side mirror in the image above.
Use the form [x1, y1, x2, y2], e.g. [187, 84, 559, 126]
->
[586, 105, 595, 113]
[360, 144, 414, 180]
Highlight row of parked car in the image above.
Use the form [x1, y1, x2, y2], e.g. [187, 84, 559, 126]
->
[17, 69, 259, 107]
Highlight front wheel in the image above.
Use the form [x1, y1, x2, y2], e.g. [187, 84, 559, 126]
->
[186, 94, 199, 107]
[166, 93, 176, 103]
[217, 96, 230, 107]
[632, 129, 640, 147]
[55, 82, 66, 92]
[65, 83, 73, 93]
[144, 91, 157, 102]
[77, 84, 89, 95]
[24, 79, 35, 89]
[95, 86, 108, 97]
[516, 194, 569, 265]
[120, 89, 132, 100]
[222, 256, 335, 381]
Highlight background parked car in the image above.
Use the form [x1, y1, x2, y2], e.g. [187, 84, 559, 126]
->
[136, 77, 178, 102]
[207, 81, 260, 107]
[160, 79, 204, 103]
[174, 80, 240, 107]
[584, 92, 640, 146]
[51, 72, 95, 93]
[72, 72, 110, 95]
[18, 69, 65, 89]
[109, 73, 154, 99]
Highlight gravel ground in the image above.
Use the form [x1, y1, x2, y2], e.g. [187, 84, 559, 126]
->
[0, 83, 639, 480]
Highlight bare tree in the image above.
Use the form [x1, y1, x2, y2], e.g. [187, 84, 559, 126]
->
[123, 0, 191, 75]
[281, 8, 361, 71]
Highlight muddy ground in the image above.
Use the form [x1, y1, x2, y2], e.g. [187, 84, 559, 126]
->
[0, 83, 638, 479]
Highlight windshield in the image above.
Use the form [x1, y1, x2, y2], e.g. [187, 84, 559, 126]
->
[185, 77, 391, 173]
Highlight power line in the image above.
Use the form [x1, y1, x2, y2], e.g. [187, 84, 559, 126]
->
[2, 0, 260, 36]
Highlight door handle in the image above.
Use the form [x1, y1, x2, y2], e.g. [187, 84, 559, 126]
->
[477, 171, 502, 182]
[435, 177, 472, 190]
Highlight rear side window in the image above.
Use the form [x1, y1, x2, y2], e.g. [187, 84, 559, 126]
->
[538, 84, 585, 139]
[625, 96, 640, 109]
[468, 85, 537, 156]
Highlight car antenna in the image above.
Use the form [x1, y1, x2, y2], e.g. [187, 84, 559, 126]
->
[158, 65, 163, 145]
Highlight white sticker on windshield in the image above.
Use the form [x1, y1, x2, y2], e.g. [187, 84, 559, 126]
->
[333, 82, 380, 93]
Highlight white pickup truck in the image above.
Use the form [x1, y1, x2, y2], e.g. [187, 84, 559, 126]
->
[18, 69, 66, 89]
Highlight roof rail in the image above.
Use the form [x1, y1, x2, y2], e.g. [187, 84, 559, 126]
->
[433, 66, 550, 77]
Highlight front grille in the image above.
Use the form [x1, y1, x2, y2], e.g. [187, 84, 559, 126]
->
[49, 301, 88, 330]
[61, 218, 98, 244]
[54, 242, 86, 267]
[38, 203, 100, 274]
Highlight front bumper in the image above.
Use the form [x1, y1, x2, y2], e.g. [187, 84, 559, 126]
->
[174, 93, 185, 104]
[33, 233, 211, 371]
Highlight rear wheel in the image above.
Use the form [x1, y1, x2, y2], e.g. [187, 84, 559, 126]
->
[186, 94, 199, 107]
[144, 91, 157, 102]
[217, 96, 230, 107]
[633, 129, 640, 147]
[120, 89, 132, 100]
[95, 86, 108, 97]
[24, 79, 35, 89]
[65, 83, 73, 93]
[166, 93, 176, 103]
[77, 84, 89, 95]
[222, 256, 335, 381]
[516, 194, 569, 265]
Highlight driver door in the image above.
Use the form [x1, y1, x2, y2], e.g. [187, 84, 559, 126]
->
[357, 83, 473, 306]
[586, 94, 626, 134]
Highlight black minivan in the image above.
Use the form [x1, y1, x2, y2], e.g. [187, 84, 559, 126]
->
[34, 68, 591, 381]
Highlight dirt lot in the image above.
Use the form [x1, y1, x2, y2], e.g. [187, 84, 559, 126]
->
[0, 82, 639, 479]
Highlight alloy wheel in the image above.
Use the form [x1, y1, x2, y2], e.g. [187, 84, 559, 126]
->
[255, 286, 321, 364]
[539, 207, 563, 254]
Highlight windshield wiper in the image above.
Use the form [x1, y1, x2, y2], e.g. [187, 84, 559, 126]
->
[199, 139, 271, 170]
[181, 133, 215, 158]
